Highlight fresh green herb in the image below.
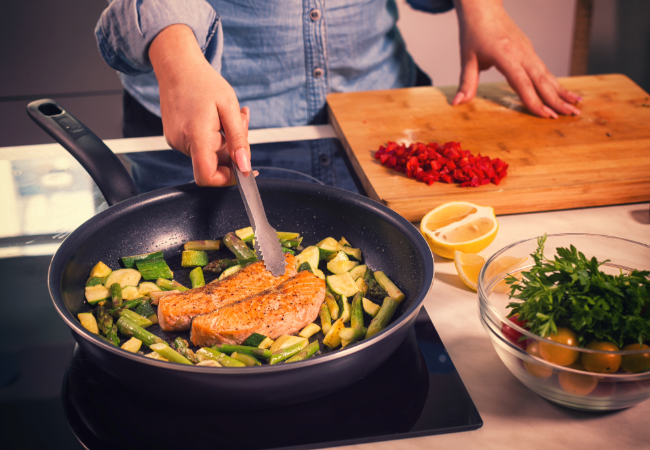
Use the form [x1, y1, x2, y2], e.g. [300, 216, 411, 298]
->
[506, 235, 650, 348]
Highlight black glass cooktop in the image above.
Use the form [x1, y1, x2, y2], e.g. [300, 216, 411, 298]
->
[62, 307, 482, 450]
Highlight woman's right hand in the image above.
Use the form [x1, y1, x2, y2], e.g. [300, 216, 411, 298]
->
[149, 24, 251, 187]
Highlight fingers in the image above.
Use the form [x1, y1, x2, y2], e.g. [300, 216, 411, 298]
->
[190, 128, 233, 187]
[220, 103, 251, 172]
[453, 55, 480, 105]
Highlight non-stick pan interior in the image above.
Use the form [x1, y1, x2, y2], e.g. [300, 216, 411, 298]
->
[53, 179, 433, 347]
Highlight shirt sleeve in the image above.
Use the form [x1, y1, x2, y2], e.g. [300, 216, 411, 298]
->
[95, 0, 222, 75]
[406, 0, 455, 14]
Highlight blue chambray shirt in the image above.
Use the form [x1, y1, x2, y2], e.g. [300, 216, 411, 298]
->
[96, 0, 453, 129]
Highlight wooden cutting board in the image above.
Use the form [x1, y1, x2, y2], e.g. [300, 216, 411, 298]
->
[327, 74, 650, 222]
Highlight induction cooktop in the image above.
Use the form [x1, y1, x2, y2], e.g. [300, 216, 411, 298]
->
[62, 307, 482, 450]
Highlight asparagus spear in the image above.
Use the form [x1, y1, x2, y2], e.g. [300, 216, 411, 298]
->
[189, 267, 205, 288]
[109, 282, 123, 308]
[195, 347, 246, 367]
[149, 343, 193, 365]
[213, 344, 272, 360]
[281, 237, 303, 248]
[350, 292, 364, 330]
[110, 298, 145, 317]
[231, 352, 262, 366]
[364, 268, 388, 299]
[285, 340, 320, 363]
[173, 337, 198, 364]
[116, 316, 167, 348]
[269, 340, 308, 365]
[204, 257, 257, 274]
[156, 278, 189, 291]
[325, 291, 339, 321]
[338, 326, 367, 342]
[365, 297, 399, 339]
[319, 302, 332, 335]
[96, 302, 114, 335]
[223, 232, 257, 260]
[105, 324, 120, 347]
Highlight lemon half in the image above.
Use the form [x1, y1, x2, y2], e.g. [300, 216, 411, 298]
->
[420, 201, 498, 258]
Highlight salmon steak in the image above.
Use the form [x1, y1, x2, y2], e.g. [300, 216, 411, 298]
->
[191, 270, 326, 347]
[157, 254, 296, 331]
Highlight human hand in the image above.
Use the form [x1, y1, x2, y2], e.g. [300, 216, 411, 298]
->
[149, 24, 251, 186]
[452, 0, 582, 118]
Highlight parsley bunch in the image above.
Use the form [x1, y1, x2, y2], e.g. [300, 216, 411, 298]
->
[506, 235, 650, 348]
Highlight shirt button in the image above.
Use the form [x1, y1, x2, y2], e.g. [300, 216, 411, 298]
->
[310, 9, 321, 21]
[319, 154, 331, 166]
[313, 68, 324, 78]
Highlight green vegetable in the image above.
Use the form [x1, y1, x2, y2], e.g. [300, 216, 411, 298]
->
[281, 237, 303, 248]
[506, 235, 650, 348]
[319, 303, 332, 335]
[231, 352, 261, 366]
[269, 340, 308, 365]
[150, 343, 193, 365]
[116, 316, 167, 348]
[364, 269, 388, 299]
[195, 347, 246, 367]
[173, 337, 198, 364]
[184, 240, 221, 251]
[121, 251, 164, 269]
[189, 267, 205, 288]
[136, 258, 173, 280]
[223, 232, 257, 260]
[85, 276, 108, 287]
[156, 278, 189, 291]
[181, 250, 209, 267]
[285, 340, 320, 363]
[339, 326, 367, 342]
[365, 297, 399, 339]
[213, 344, 271, 360]
[241, 333, 267, 348]
[373, 271, 405, 302]
[324, 290, 339, 320]
[113, 308, 153, 328]
[135, 301, 156, 321]
[204, 257, 257, 274]
[350, 292, 364, 330]
[109, 283, 123, 308]
[298, 262, 313, 273]
[235, 226, 255, 242]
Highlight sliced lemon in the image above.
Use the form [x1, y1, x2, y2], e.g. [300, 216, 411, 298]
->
[485, 255, 528, 293]
[420, 201, 498, 258]
[454, 251, 485, 291]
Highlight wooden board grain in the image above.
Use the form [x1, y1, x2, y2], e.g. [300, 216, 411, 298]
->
[327, 74, 650, 221]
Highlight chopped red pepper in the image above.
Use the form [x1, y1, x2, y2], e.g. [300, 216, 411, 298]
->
[374, 141, 508, 188]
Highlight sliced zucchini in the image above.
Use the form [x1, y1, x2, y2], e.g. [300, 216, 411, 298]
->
[218, 264, 244, 280]
[295, 246, 320, 272]
[84, 284, 110, 305]
[121, 251, 164, 269]
[78, 313, 99, 334]
[339, 296, 351, 323]
[373, 271, 405, 302]
[189, 267, 205, 288]
[135, 301, 156, 320]
[235, 226, 255, 242]
[89, 261, 112, 279]
[181, 250, 209, 267]
[329, 251, 349, 263]
[85, 276, 108, 287]
[298, 323, 321, 338]
[323, 319, 345, 348]
[327, 272, 360, 297]
[340, 246, 362, 261]
[258, 337, 274, 350]
[349, 264, 367, 281]
[138, 281, 161, 296]
[136, 258, 173, 280]
[121, 286, 140, 300]
[362, 297, 381, 317]
[356, 277, 369, 296]
[196, 359, 221, 367]
[316, 237, 340, 260]
[276, 232, 300, 241]
[104, 269, 142, 289]
[269, 335, 307, 354]
[325, 291, 340, 320]
[144, 351, 168, 361]
[313, 268, 326, 280]
[121, 337, 142, 353]
[339, 237, 352, 248]
[242, 333, 267, 347]
[298, 262, 313, 273]
[327, 260, 359, 274]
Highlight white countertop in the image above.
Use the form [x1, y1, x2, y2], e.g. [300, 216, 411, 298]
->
[334, 202, 650, 450]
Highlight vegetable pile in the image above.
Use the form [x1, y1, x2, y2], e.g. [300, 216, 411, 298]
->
[374, 141, 508, 187]
[504, 235, 650, 383]
[78, 228, 406, 367]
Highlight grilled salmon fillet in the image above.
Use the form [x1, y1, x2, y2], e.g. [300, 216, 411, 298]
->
[158, 253, 296, 331]
[191, 270, 326, 347]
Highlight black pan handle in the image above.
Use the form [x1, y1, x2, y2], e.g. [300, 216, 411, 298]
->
[27, 99, 139, 206]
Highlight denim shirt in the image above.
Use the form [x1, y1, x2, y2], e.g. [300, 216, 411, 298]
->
[96, 0, 453, 129]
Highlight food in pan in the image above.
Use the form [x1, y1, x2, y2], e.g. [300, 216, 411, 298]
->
[78, 229, 406, 367]
[504, 234, 650, 378]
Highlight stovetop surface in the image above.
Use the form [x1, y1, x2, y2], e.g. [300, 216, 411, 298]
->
[63, 307, 482, 450]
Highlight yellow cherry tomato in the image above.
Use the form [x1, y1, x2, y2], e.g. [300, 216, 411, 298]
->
[539, 327, 579, 366]
[524, 341, 553, 379]
[558, 371, 598, 396]
[621, 344, 650, 373]
[581, 341, 622, 374]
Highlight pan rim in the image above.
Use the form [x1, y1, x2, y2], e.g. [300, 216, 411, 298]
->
[49, 179, 434, 373]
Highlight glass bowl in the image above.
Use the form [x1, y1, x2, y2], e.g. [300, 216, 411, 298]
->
[478, 233, 650, 411]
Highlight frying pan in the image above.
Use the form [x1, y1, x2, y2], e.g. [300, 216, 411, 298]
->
[27, 98, 434, 410]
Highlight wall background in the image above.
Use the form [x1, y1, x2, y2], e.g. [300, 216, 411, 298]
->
[0, 0, 648, 147]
